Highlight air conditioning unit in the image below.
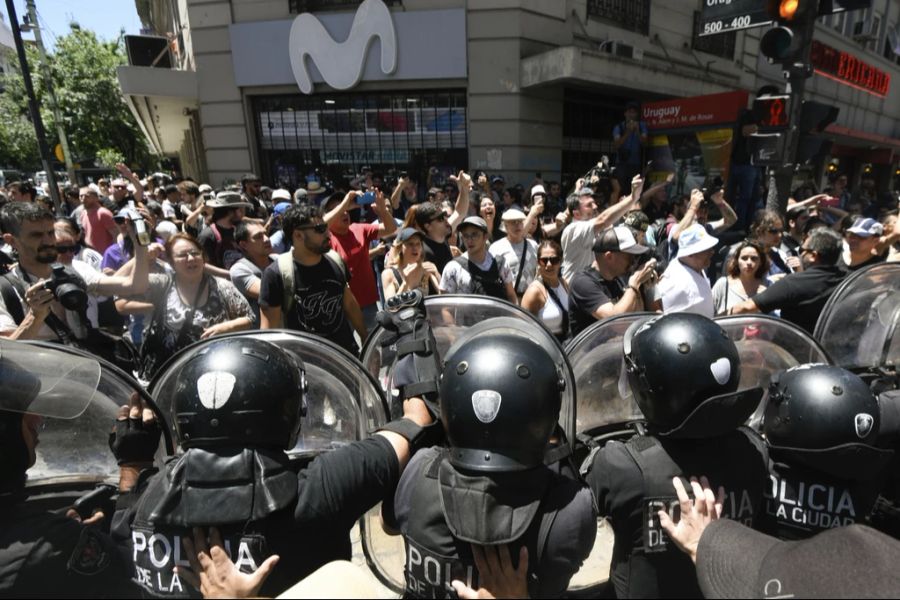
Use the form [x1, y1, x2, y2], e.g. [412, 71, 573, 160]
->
[124, 35, 172, 68]
[603, 41, 645, 62]
[851, 19, 878, 42]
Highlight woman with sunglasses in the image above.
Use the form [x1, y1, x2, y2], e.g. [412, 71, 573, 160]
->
[712, 239, 769, 316]
[382, 228, 441, 300]
[521, 240, 570, 342]
[118, 233, 253, 381]
[749, 210, 791, 280]
[54, 218, 103, 271]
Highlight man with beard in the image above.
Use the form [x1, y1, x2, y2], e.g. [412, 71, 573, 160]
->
[230, 221, 275, 325]
[730, 228, 845, 333]
[0, 202, 150, 341]
[258, 204, 364, 355]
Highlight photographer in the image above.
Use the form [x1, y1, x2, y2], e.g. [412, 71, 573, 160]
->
[0, 202, 149, 342]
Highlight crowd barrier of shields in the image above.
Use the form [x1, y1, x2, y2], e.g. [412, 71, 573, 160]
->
[4, 262, 898, 596]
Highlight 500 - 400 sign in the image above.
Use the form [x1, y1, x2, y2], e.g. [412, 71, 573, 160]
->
[703, 14, 751, 34]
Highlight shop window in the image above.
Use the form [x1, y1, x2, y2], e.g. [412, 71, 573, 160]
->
[691, 11, 735, 61]
[253, 90, 467, 190]
[288, 0, 400, 13]
[586, 0, 651, 36]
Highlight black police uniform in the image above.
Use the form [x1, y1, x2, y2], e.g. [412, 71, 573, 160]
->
[111, 437, 399, 598]
[760, 459, 884, 539]
[0, 498, 137, 598]
[391, 447, 597, 598]
[585, 428, 769, 598]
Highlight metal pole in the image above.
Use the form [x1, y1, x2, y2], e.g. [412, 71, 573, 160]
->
[26, 0, 76, 187]
[4, 0, 61, 212]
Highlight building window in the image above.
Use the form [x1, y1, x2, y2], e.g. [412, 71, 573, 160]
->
[691, 11, 735, 60]
[253, 90, 468, 190]
[586, 0, 651, 35]
[289, 0, 400, 13]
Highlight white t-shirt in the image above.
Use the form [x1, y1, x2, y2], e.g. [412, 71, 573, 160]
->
[440, 252, 514, 295]
[561, 220, 596, 281]
[489, 237, 537, 296]
[658, 257, 715, 318]
[539, 281, 569, 336]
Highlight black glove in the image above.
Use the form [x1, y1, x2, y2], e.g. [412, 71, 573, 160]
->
[377, 290, 442, 420]
[108, 416, 161, 466]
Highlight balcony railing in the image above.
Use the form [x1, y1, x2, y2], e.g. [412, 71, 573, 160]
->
[289, 0, 400, 13]
[586, 0, 651, 36]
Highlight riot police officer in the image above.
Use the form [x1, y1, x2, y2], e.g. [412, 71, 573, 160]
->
[583, 312, 769, 598]
[388, 328, 598, 599]
[761, 364, 896, 539]
[0, 343, 139, 597]
[111, 335, 434, 598]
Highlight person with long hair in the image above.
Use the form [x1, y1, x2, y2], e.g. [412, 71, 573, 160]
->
[521, 240, 570, 341]
[749, 209, 790, 280]
[117, 233, 253, 380]
[381, 228, 441, 300]
[712, 239, 768, 316]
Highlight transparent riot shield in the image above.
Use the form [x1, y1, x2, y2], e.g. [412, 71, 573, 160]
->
[359, 295, 581, 594]
[714, 315, 831, 429]
[814, 263, 900, 373]
[0, 339, 172, 495]
[150, 330, 389, 458]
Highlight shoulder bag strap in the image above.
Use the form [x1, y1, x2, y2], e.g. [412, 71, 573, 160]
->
[544, 281, 569, 337]
[0, 274, 25, 325]
[513, 241, 528, 294]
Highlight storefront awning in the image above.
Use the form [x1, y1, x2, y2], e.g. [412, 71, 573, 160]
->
[116, 65, 198, 156]
[519, 46, 738, 98]
[825, 124, 900, 152]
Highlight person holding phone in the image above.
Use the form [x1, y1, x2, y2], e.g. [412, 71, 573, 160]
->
[323, 188, 397, 334]
[613, 101, 649, 192]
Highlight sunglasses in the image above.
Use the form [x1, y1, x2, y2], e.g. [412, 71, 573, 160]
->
[173, 250, 203, 260]
[298, 223, 328, 234]
[766, 228, 782, 234]
[56, 244, 79, 254]
[538, 256, 561, 265]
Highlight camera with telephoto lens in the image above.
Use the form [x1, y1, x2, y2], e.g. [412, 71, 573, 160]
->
[44, 263, 88, 312]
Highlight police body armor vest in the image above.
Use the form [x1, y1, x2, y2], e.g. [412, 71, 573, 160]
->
[454, 256, 507, 301]
[402, 453, 557, 599]
[127, 448, 350, 598]
[761, 460, 884, 541]
[614, 427, 767, 599]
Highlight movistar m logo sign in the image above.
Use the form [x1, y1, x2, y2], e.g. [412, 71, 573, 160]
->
[289, 0, 398, 94]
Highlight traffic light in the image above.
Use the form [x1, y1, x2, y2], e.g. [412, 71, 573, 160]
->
[796, 100, 839, 164]
[752, 94, 792, 130]
[760, 0, 819, 66]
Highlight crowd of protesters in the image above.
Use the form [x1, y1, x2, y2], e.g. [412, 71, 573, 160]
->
[1, 148, 899, 376]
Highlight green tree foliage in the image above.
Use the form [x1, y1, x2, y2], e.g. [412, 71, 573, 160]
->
[0, 24, 152, 170]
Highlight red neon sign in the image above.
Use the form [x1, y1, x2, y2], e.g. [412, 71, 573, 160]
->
[810, 40, 890, 98]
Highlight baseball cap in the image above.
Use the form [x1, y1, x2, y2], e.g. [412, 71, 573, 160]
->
[786, 203, 810, 217]
[395, 227, 426, 244]
[427, 187, 442, 197]
[531, 184, 546, 199]
[697, 520, 900, 598]
[593, 226, 649, 255]
[846, 217, 884, 237]
[490, 175, 505, 184]
[678, 224, 719, 257]
[459, 216, 489, 233]
[240, 173, 260, 184]
[271, 189, 291, 202]
[273, 202, 292, 216]
[198, 184, 213, 194]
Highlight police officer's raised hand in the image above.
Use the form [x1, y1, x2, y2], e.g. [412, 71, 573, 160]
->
[177, 527, 279, 599]
[451, 545, 529, 599]
[658, 476, 724, 564]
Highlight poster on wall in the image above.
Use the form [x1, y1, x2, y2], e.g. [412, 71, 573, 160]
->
[642, 91, 749, 199]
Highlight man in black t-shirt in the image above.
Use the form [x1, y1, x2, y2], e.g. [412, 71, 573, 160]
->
[197, 192, 251, 277]
[259, 204, 364, 354]
[731, 228, 845, 333]
[415, 203, 454, 273]
[568, 226, 656, 337]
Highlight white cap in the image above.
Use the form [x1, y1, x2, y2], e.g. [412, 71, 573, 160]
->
[501, 208, 527, 221]
[272, 188, 291, 202]
[198, 184, 213, 194]
[531, 184, 546, 198]
[678, 224, 719, 257]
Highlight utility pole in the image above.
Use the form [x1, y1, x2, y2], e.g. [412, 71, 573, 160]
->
[4, 0, 60, 212]
[24, 0, 76, 187]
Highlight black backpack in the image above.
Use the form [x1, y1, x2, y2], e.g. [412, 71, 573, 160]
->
[454, 255, 507, 300]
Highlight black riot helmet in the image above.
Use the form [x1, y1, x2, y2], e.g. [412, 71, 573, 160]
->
[0, 350, 42, 493]
[624, 313, 763, 438]
[765, 364, 894, 481]
[170, 338, 308, 450]
[439, 332, 565, 472]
